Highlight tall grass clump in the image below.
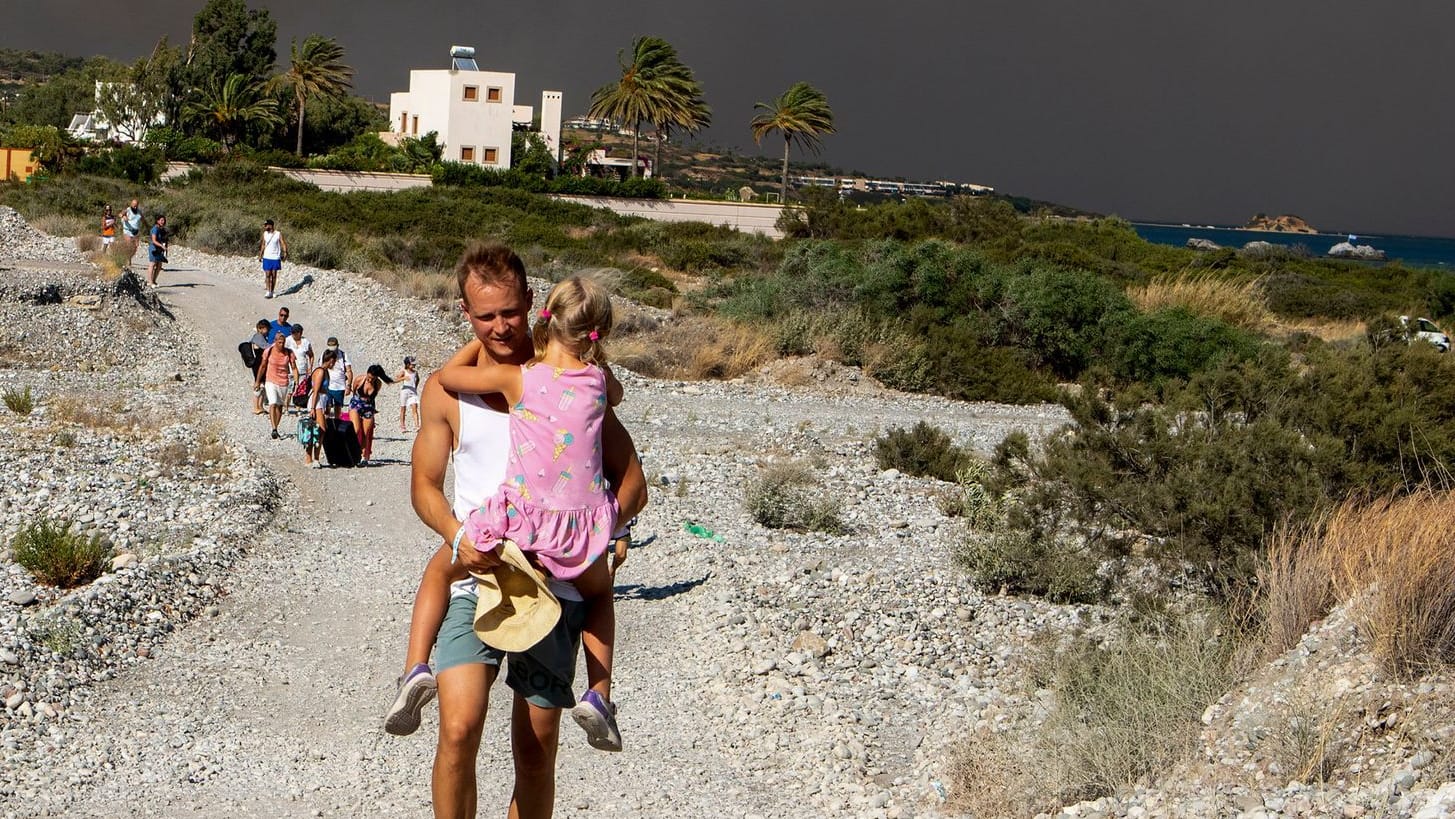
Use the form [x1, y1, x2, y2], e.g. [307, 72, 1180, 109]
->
[3, 386, 34, 415]
[11, 517, 112, 587]
[951, 608, 1241, 810]
[1127, 271, 1273, 331]
[1034, 611, 1239, 800]
[1262, 492, 1455, 675]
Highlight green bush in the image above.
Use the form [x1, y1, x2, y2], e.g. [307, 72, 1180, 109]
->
[286, 229, 344, 269]
[1106, 308, 1262, 384]
[955, 527, 1105, 603]
[744, 462, 846, 534]
[73, 145, 164, 184]
[3, 386, 34, 415]
[991, 341, 1455, 597]
[873, 421, 971, 482]
[11, 517, 112, 587]
[185, 211, 257, 255]
[935, 461, 999, 528]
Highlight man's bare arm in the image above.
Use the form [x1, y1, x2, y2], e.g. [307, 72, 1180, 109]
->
[602, 407, 647, 522]
[409, 365, 500, 574]
[410, 374, 460, 545]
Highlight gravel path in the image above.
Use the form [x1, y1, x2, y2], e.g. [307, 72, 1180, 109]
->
[2, 213, 1077, 819]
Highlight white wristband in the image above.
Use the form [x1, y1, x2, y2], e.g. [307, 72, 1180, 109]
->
[450, 526, 467, 564]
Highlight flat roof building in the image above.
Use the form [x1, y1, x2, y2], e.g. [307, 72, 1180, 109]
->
[386, 46, 561, 169]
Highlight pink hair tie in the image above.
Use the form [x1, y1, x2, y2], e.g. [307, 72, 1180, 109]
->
[539, 309, 551, 320]
[588, 330, 600, 341]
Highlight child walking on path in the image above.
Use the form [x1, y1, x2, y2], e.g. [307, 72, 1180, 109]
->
[384, 275, 629, 750]
[395, 356, 421, 433]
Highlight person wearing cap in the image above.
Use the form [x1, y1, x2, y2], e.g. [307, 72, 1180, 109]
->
[285, 324, 314, 387]
[395, 356, 421, 433]
[322, 337, 352, 415]
[259, 218, 288, 299]
[389, 242, 647, 819]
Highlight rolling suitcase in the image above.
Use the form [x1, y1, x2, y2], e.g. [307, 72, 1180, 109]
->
[322, 415, 363, 467]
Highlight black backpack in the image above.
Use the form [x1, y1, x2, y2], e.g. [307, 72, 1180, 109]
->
[238, 341, 259, 370]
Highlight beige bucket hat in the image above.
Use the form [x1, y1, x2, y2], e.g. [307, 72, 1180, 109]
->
[472, 539, 561, 652]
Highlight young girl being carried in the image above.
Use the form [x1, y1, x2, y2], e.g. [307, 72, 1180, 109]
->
[385, 274, 627, 749]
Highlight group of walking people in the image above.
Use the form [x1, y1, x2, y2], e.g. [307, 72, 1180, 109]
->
[243, 304, 422, 467]
[100, 198, 168, 286]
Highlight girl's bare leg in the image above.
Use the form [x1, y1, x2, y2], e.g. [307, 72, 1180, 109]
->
[572, 558, 615, 699]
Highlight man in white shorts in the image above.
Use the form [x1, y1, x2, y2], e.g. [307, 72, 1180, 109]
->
[254, 332, 298, 439]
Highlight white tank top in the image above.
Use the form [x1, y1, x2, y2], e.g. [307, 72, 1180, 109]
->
[452, 392, 510, 520]
[262, 230, 284, 260]
[449, 391, 581, 602]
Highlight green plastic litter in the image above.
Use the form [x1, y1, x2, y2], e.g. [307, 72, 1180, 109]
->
[683, 520, 725, 543]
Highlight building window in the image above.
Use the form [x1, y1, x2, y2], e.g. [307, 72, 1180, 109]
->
[483, 147, 499, 164]
[486, 86, 502, 103]
[399, 112, 407, 132]
[463, 85, 479, 102]
[411, 115, 419, 135]
[460, 146, 475, 162]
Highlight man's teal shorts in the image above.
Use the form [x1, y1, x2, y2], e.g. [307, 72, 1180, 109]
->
[435, 592, 585, 709]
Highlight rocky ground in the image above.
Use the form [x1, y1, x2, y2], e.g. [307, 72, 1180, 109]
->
[0, 204, 1451, 818]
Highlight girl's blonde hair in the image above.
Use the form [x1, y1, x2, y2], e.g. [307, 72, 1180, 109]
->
[531, 275, 613, 365]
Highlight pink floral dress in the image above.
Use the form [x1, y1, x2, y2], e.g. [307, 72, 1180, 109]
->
[462, 363, 619, 579]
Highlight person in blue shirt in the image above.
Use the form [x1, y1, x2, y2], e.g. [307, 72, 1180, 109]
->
[266, 306, 293, 343]
[147, 214, 168, 286]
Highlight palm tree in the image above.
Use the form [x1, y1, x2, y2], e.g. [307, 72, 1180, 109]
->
[589, 36, 687, 178]
[651, 86, 711, 181]
[751, 82, 836, 201]
[269, 35, 354, 155]
[185, 73, 282, 152]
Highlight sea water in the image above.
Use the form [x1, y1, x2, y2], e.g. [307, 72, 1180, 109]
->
[1132, 223, 1455, 271]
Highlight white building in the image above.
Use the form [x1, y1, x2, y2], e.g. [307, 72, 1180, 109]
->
[67, 81, 165, 144]
[385, 46, 561, 168]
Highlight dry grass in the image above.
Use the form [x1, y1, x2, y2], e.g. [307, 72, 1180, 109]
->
[947, 727, 1055, 818]
[1260, 491, 1455, 675]
[1260, 516, 1342, 656]
[371, 267, 457, 303]
[1264, 690, 1348, 783]
[49, 393, 163, 434]
[612, 315, 775, 381]
[949, 610, 1240, 812]
[154, 424, 229, 476]
[87, 244, 135, 280]
[1269, 317, 1367, 344]
[29, 213, 90, 238]
[1127, 272, 1273, 330]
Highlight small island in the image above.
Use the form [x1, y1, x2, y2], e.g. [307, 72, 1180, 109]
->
[1245, 213, 1318, 234]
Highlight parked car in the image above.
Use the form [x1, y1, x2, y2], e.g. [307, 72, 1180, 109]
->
[1400, 316, 1451, 352]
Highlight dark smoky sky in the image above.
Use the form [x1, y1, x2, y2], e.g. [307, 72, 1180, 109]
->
[9, 1, 1455, 237]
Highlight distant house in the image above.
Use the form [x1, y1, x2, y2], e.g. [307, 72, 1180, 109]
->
[384, 46, 562, 168]
[68, 81, 165, 144]
[578, 148, 652, 181]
